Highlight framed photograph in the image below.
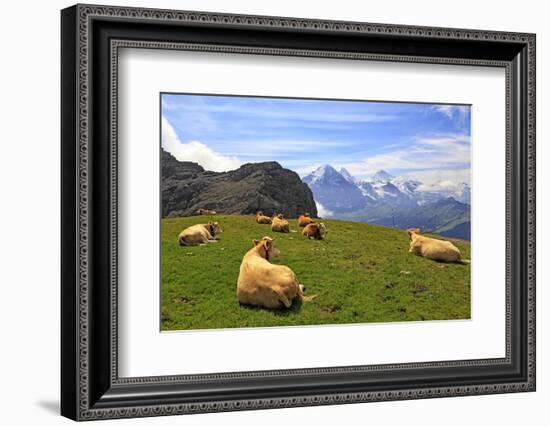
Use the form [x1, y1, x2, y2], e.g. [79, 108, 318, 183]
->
[61, 4, 536, 421]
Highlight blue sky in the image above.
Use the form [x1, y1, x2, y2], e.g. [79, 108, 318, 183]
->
[161, 93, 471, 185]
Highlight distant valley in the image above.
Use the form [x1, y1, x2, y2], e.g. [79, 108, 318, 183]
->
[302, 165, 471, 240]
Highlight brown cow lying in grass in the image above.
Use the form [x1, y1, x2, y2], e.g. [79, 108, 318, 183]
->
[271, 213, 290, 233]
[407, 228, 464, 263]
[302, 222, 328, 240]
[178, 221, 223, 246]
[255, 211, 272, 224]
[196, 208, 217, 215]
[237, 237, 315, 309]
[298, 213, 315, 227]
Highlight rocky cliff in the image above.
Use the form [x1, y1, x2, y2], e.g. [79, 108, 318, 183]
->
[161, 150, 318, 218]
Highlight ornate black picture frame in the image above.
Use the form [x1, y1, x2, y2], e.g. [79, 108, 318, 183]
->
[61, 4, 536, 421]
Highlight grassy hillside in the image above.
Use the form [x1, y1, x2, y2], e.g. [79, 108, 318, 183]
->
[161, 215, 471, 331]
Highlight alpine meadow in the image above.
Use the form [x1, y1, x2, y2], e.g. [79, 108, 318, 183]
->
[160, 93, 472, 331]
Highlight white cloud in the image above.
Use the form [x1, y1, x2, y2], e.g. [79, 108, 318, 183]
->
[161, 117, 241, 172]
[433, 105, 470, 124]
[416, 133, 470, 147]
[340, 133, 471, 182]
[315, 201, 334, 218]
[404, 169, 471, 186]
[162, 100, 396, 124]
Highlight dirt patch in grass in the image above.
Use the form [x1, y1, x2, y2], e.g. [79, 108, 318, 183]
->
[173, 296, 196, 305]
[359, 260, 377, 269]
[385, 282, 398, 290]
[410, 283, 428, 297]
[321, 304, 342, 314]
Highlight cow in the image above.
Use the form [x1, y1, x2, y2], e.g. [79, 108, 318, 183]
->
[255, 211, 272, 224]
[271, 213, 290, 233]
[302, 222, 328, 240]
[178, 221, 223, 246]
[236, 237, 315, 309]
[196, 208, 217, 215]
[407, 228, 464, 263]
[298, 213, 315, 227]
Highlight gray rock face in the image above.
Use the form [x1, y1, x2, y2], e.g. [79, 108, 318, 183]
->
[161, 150, 318, 218]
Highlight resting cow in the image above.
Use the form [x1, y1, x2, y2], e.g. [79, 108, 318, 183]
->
[271, 214, 290, 233]
[196, 208, 217, 215]
[302, 222, 327, 240]
[237, 237, 313, 309]
[178, 221, 223, 246]
[255, 211, 272, 224]
[298, 213, 315, 227]
[407, 228, 463, 263]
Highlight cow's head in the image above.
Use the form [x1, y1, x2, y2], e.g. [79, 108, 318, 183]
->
[318, 222, 328, 239]
[407, 228, 421, 240]
[208, 221, 223, 236]
[253, 236, 279, 261]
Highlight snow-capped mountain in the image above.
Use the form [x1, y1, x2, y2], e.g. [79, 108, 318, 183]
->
[304, 166, 472, 208]
[303, 165, 367, 212]
[413, 180, 471, 205]
[369, 170, 394, 183]
[304, 166, 470, 210]
[356, 180, 378, 201]
[358, 172, 419, 208]
[391, 176, 422, 198]
[374, 181, 417, 207]
[339, 167, 356, 184]
[303, 164, 341, 186]
[302, 165, 471, 240]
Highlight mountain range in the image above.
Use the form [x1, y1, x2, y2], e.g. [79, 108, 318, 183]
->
[303, 165, 471, 240]
[302, 165, 367, 212]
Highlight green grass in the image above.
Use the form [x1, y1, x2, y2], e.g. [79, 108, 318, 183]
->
[161, 215, 471, 330]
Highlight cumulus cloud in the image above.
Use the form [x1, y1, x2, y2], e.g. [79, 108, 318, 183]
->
[315, 201, 334, 218]
[161, 117, 241, 172]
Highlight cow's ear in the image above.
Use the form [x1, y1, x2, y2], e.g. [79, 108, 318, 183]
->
[264, 239, 273, 250]
[253, 239, 260, 246]
[208, 221, 213, 225]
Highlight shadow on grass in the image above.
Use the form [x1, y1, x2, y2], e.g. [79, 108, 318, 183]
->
[239, 297, 304, 316]
[429, 258, 470, 266]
